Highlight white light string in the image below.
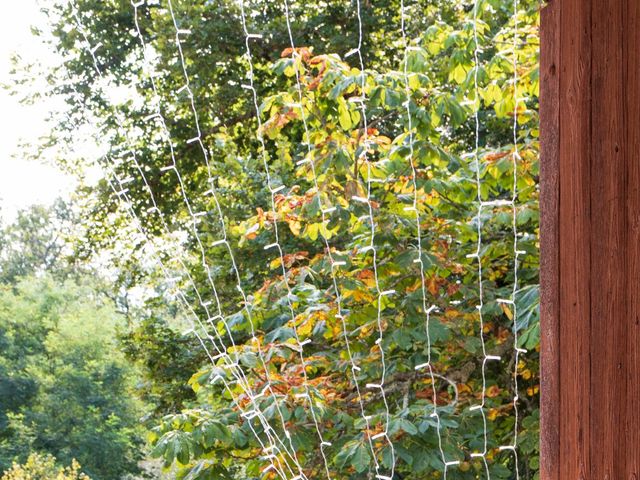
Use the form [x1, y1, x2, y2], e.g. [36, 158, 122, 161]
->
[70, 1, 526, 478]
[130, 0, 248, 383]
[105, 172, 292, 480]
[280, 1, 379, 477]
[398, 0, 450, 476]
[129, 4, 304, 473]
[70, 1, 299, 476]
[82, 109, 294, 480]
[497, 0, 524, 475]
[70, 43, 291, 475]
[71, 0, 239, 394]
[465, 1, 497, 478]
[345, 1, 397, 478]
[73, 36, 297, 480]
[164, 1, 309, 475]
[237, 2, 333, 479]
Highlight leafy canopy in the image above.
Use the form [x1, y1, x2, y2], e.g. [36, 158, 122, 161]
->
[26, 0, 542, 478]
[0, 273, 145, 479]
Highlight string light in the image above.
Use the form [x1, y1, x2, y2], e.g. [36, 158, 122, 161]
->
[497, 0, 523, 475]
[71, 1, 301, 476]
[164, 1, 309, 474]
[68, 0, 529, 477]
[281, 0, 381, 474]
[399, 0, 449, 476]
[134, 3, 300, 467]
[465, 0, 494, 477]
[238, 1, 332, 478]
[107, 174, 292, 480]
[348, 1, 396, 477]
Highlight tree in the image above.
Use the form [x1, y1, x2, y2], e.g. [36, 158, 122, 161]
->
[19, 0, 541, 478]
[0, 201, 74, 284]
[149, 17, 541, 476]
[0, 275, 145, 479]
[1, 453, 89, 480]
[120, 316, 208, 417]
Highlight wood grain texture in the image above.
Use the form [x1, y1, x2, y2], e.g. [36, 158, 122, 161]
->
[539, 1, 560, 478]
[558, 0, 591, 476]
[590, 0, 626, 476]
[625, 0, 640, 477]
[541, 0, 640, 477]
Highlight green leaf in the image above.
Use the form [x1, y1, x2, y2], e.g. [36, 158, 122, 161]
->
[352, 444, 371, 473]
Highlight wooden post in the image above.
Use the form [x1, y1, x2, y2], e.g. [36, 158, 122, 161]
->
[540, 0, 640, 477]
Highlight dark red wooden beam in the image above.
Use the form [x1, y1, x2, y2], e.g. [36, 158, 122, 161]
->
[540, 0, 640, 477]
[539, 1, 560, 478]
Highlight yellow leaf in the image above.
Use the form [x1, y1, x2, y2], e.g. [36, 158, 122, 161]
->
[288, 220, 302, 236]
[298, 320, 313, 337]
[270, 257, 282, 270]
[500, 303, 514, 321]
[305, 223, 319, 241]
[452, 64, 467, 84]
[318, 222, 338, 240]
[284, 64, 296, 77]
[408, 72, 420, 90]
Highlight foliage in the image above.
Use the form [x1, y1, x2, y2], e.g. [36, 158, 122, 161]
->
[0, 275, 145, 479]
[120, 316, 208, 417]
[1, 453, 89, 480]
[0, 202, 76, 284]
[22, 0, 543, 479]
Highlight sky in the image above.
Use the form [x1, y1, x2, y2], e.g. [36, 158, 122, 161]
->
[0, 1, 74, 222]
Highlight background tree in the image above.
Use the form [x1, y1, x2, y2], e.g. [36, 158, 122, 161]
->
[1, 453, 89, 480]
[0, 201, 75, 283]
[0, 205, 147, 479]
